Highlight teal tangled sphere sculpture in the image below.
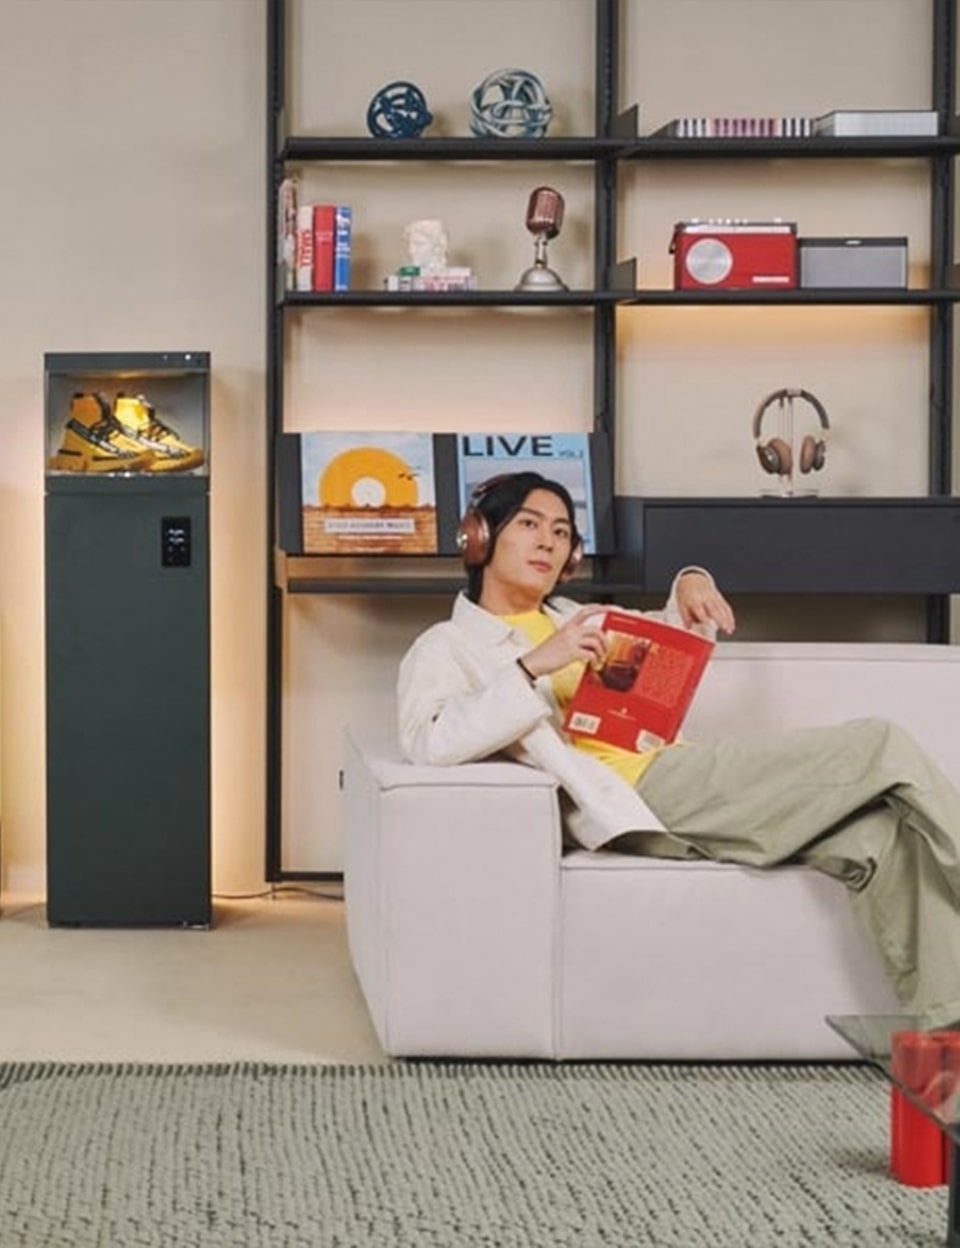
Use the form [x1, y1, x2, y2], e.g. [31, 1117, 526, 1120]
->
[367, 81, 433, 139]
[470, 68, 552, 139]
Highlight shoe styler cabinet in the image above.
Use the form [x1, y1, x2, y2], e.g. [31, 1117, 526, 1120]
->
[44, 351, 211, 926]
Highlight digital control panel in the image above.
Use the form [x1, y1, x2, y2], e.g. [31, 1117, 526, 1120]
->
[161, 516, 192, 567]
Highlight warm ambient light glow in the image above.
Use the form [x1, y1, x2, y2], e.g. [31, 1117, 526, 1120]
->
[616, 304, 929, 349]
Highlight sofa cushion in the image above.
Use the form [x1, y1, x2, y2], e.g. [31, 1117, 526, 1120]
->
[559, 849, 897, 1060]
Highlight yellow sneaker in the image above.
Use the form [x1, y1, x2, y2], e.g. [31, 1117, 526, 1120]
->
[113, 393, 205, 473]
[48, 392, 155, 473]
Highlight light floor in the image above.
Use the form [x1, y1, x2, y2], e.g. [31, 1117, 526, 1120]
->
[0, 887, 389, 1064]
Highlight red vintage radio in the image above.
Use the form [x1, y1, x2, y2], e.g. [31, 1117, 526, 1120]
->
[671, 220, 797, 290]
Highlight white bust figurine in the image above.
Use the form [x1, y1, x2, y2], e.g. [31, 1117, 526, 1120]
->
[403, 218, 449, 273]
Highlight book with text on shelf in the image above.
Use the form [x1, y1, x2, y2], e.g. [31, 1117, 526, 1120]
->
[563, 613, 714, 752]
[294, 203, 314, 292]
[312, 203, 335, 291]
[334, 205, 352, 291]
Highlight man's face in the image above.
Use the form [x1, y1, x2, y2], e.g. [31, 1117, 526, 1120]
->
[483, 488, 574, 600]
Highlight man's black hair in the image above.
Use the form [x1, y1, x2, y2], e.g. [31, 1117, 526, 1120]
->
[464, 471, 581, 603]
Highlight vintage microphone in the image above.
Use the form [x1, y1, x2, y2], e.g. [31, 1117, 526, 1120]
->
[515, 186, 568, 291]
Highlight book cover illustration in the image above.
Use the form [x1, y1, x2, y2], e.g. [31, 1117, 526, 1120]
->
[299, 431, 437, 554]
[563, 612, 714, 751]
[456, 432, 598, 555]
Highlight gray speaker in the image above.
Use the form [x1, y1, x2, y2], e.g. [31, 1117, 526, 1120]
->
[798, 236, 907, 289]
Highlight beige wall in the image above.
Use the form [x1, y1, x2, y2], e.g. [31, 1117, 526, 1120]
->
[0, 1, 953, 883]
[0, 0, 266, 895]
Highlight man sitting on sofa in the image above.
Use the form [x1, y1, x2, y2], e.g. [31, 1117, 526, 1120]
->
[397, 470, 960, 1029]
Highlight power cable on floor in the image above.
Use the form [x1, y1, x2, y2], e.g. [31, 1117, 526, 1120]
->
[212, 884, 344, 903]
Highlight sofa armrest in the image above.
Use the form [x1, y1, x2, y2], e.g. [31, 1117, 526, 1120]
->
[342, 729, 564, 1058]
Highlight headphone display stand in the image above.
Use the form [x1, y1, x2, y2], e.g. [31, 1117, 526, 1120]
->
[760, 485, 819, 500]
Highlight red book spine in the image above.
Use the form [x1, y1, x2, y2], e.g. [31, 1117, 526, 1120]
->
[312, 203, 335, 292]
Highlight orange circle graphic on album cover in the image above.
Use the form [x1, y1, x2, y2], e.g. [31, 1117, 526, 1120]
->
[317, 446, 418, 508]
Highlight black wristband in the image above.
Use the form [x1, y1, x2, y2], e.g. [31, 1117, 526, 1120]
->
[516, 656, 536, 685]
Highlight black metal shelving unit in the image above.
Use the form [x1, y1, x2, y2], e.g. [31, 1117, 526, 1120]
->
[266, 0, 960, 881]
[265, 0, 626, 880]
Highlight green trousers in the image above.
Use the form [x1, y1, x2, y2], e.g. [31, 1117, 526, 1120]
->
[626, 717, 960, 1027]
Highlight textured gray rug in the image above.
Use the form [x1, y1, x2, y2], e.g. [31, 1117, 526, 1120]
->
[0, 1061, 946, 1247]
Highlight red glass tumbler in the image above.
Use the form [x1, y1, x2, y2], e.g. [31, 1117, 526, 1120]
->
[890, 1031, 946, 1187]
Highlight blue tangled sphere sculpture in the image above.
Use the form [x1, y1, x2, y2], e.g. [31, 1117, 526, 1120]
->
[470, 68, 552, 139]
[366, 81, 433, 139]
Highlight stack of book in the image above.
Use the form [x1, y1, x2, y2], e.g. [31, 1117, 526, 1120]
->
[382, 266, 476, 293]
[654, 110, 938, 140]
[654, 116, 813, 138]
[277, 177, 352, 292]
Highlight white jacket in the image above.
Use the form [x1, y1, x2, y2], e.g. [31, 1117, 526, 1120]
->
[397, 573, 715, 850]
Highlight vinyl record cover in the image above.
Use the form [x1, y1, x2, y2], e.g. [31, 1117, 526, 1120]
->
[456, 432, 600, 555]
[299, 431, 437, 554]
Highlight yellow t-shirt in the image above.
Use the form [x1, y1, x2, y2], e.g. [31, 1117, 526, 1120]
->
[504, 609, 661, 786]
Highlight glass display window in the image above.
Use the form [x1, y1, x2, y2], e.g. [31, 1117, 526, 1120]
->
[44, 351, 210, 479]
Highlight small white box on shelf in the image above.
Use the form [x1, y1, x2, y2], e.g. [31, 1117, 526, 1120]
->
[813, 110, 938, 137]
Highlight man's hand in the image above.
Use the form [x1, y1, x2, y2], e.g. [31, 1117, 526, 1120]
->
[676, 571, 736, 635]
[521, 604, 609, 678]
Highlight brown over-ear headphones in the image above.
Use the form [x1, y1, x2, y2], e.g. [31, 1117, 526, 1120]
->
[753, 388, 830, 476]
[456, 474, 584, 581]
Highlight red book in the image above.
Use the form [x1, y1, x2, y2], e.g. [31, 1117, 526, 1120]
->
[312, 203, 335, 291]
[563, 612, 714, 752]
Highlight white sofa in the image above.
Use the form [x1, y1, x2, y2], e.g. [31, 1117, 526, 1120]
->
[343, 642, 960, 1061]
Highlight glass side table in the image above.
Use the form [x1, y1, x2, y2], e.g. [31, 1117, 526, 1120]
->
[828, 1015, 959, 1247]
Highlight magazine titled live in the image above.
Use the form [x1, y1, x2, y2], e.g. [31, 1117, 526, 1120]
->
[562, 612, 714, 752]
